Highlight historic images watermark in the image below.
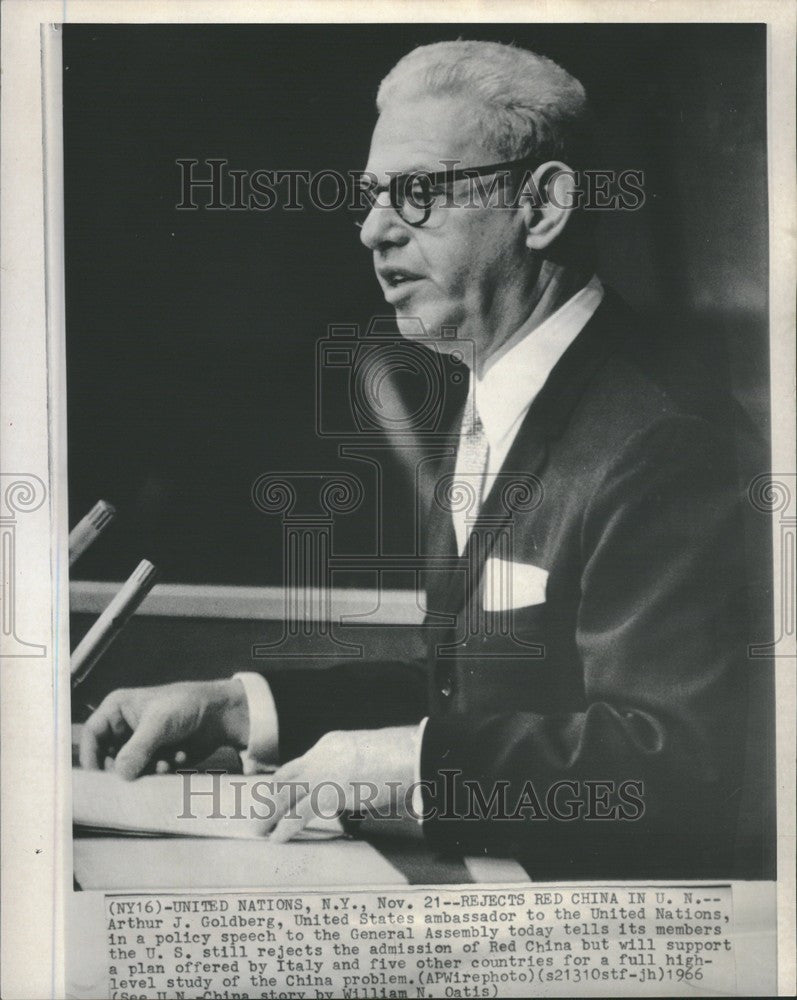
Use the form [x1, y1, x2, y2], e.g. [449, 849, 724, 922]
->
[178, 770, 646, 825]
[175, 158, 646, 215]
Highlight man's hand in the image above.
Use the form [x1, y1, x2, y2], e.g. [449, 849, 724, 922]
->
[267, 726, 418, 842]
[79, 679, 250, 780]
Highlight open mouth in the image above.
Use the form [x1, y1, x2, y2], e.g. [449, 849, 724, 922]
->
[379, 268, 423, 288]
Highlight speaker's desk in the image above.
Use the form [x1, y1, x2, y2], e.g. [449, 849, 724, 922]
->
[74, 829, 526, 891]
[71, 585, 526, 890]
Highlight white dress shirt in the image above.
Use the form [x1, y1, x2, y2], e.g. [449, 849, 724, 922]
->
[236, 276, 605, 790]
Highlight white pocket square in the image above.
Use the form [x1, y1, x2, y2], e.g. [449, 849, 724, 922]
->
[482, 557, 549, 611]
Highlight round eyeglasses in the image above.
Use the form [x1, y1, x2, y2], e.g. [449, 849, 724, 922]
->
[353, 154, 538, 230]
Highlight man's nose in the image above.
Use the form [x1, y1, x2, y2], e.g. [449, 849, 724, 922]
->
[358, 191, 411, 251]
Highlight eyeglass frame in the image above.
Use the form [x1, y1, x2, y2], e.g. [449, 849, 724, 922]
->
[354, 153, 541, 229]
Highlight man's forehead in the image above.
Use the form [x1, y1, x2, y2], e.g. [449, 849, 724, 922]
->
[364, 94, 495, 178]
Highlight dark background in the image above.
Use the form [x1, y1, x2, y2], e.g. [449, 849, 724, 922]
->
[64, 23, 769, 586]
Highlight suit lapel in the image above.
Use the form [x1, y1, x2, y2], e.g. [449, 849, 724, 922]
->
[438, 292, 623, 612]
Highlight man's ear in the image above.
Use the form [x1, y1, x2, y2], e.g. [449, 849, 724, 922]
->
[520, 161, 578, 252]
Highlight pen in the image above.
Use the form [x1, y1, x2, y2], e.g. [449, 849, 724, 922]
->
[71, 559, 159, 687]
[69, 500, 117, 566]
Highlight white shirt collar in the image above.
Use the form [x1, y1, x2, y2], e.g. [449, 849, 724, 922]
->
[472, 275, 605, 455]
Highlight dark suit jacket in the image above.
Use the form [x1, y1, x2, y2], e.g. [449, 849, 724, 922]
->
[266, 289, 756, 879]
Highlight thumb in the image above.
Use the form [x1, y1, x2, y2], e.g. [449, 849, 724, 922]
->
[114, 711, 170, 780]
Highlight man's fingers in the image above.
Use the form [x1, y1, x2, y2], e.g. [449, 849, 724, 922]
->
[113, 711, 171, 780]
[270, 792, 315, 843]
[79, 724, 106, 771]
[153, 749, 189, 775]
[260, 756, 308, 830]
[270, 779, 344, 843]
[79, 698, 129, 770]
[272, 754, 305, 784]
[261, 777, 305, 831]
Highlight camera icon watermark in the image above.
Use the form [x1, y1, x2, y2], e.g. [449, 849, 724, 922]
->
[316, 317, 473, 438]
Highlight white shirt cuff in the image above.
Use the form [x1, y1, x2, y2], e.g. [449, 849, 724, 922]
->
[412, 717, 429, 822]
[232, 672, 279, 773]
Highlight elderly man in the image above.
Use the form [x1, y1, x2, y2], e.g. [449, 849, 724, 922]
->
[80, 41, 748, 878]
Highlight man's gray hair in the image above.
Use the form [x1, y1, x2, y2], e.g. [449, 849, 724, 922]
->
[376, 40, 590, 167]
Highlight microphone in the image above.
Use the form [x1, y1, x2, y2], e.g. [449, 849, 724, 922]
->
[71, 559, 159, 687]
[69, 499, 116, 567]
